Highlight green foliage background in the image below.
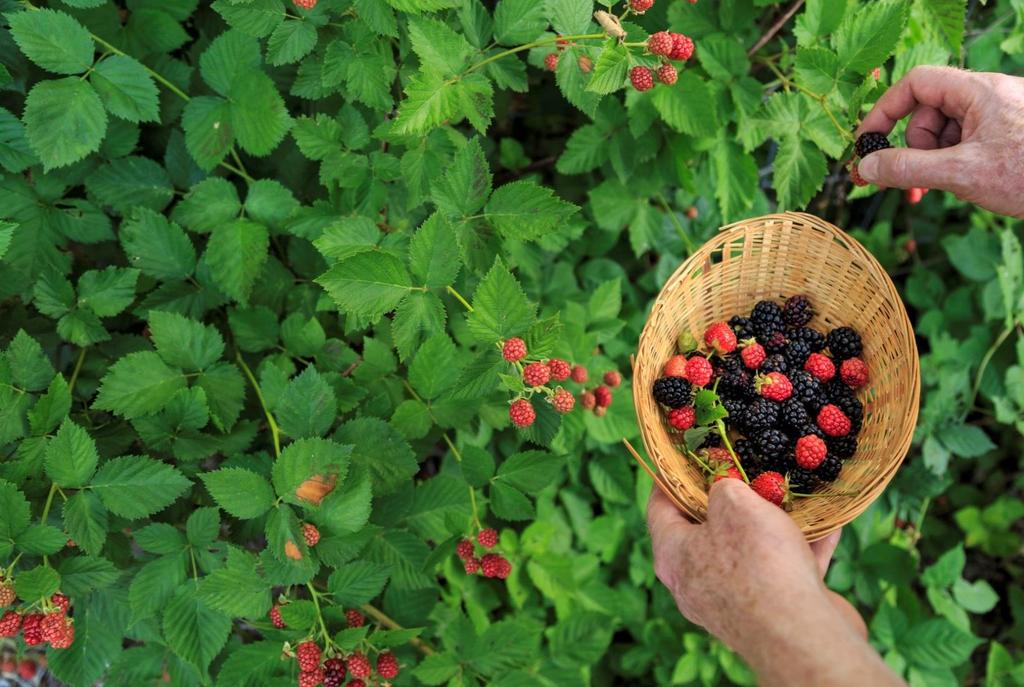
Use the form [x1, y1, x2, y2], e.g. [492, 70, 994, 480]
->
[0, 0, 1023, 685]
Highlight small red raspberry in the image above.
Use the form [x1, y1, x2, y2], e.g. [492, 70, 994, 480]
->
[455, 539, 474, 560]
[299, 668, 325, 687]
[667, 406, 695, 430]
[657, 63, 677, 85]
[571, 365, 588, 383]
[480, 553, 503, 578]
[578, 55, 593, 73]
[580, 391, 596, 410]
[594, 385, 612, 408]
[296, 641, 322, 672]
[66, 538, 77, 548]
[703, 447, 733, 465]
[663, 354, 688, 377]
[292, 0, 317, 8]
[303, 523, 320, 547]
[502, 338, 527, 362]
[0, 581, 14, 607]
[648, 31, 674, 56]
[22, 613, 44, 645]
[704, 321, 737, 354]
[345, 609, 365, 628]
[630, 0, 654, 12]
[804, 352, 835, 382]
[714, 466, 742, 482]
[523, 362, 551, 387]
[477, 528, 498, 548]
[376, 652, 399, 679]
[509, 398, 536, 428]
[270, 605, 286, 629]
[630, 66, 654, 92]
[346, 652, 371, 679]
[556, 36, 569, 49]
[685, 356, 713, 387]
[795, 435, 828, 469]
[817, 404, 852, 437]
[668, 33, 695, 61]
[685, 205, 698, 219]
[41, 611, 67, 644]
[548, 358, 571, 381]
[18, 660, 36, 680]
[756, 372, 793, 402]
[871, 66, 881, 79]
[464, 556, 481, 574]
[594, 405, 607, 417]
[603, 371, 621, 387]
[741, 342, 766, 369]
[849, 162, 868, 187]
[51, 593, 70, 614]
[840, 358, 869, 388]
[751, 471, 787, 507]
[544, 53, 559, 72]
[551, 388, 575, 413]
[0, 610, 21, 637]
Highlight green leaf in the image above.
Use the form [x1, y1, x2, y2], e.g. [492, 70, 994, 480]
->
[229, 72, 291, 156]
[409, 15, 473, 75]
[938, 423, 996, 458]
[62, 491, 108, 555]
[14, 564, 60, 599]
[494, 0, 547, 44]
[952, 577, 999, 614]
[466, 259, 536, 343]
[795, 47, 840, 94]
[393, 71, 460, 135]
[206, 219, 270, 304]
[0, 110, 36, 173]
[835, 0, 909, 74]
[586, 41, 629, 94]
[548, 0, 593, 35]
[651, 72, 718, 137]
[16, 524, 67, 555]
[6, 330, 55, 391]
[187, 507, 220, 548]
[316, 251, 413, 321]
[0, 480, 30, 540]
[6, 8, 94, 75]
[195, 363, 246, 432]
[149, 310, 225, 371]
[710, 134, 758, 221]
[197, 552, 271, 619]
[212, 0, 286, 38]
[460, 446, 495, 487]
[133, 523, 187, 555]
[900, 618, 982, 668]
[120, 208, 196, 280]
[696, 34, 749, 81]
[94, 351, 186, 419]
[485, 181, 579, 241]
[275, 367, 337, 439]
[228, 307, 279, 353]
[90, 55, 160, 123]
[794, 0, 845, 44]
[57, 556, 118, 597]
[77, 266, 140, 316]
[163, 584, 233, 672]
[267, 20, 318, 66]
[431, 137, 492, 218]
[409, 334, 462, 400]
[919, 0, 966, 52]
[130, 553, 186, 623]
[28, 374, 71, 435]
[495, 450, 562, 492]
[319, 470, 372, 533]
[328, 561, 390, 606]
[48, 592, 125, 686]
[182, 96, 234, 171]
[273, 438, 351, 505]
[0, 222, 14, 259]
[922, 544, 966, 588]
[91, 455, 191, 519]
[773, 136, 826, 209]
[409, 215, 461, 289]
[201, 468, 275, 520]
[24, 77, 107, 170]
[45, 419, 98, 488]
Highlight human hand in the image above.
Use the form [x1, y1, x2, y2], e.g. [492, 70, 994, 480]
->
[855, 66, 1024, 218]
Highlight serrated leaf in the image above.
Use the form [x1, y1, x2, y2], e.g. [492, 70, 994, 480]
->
[6, 329, 55, 391]
[466, 259, 536, 343]
[328, 561, 390, 605]
[77, 266, 140, 316]
[120, 208, 196, 280]
[899, 618, 981, 668]
[206, 219, 270, 304]
[919, 0, 965, 52]
[182, 96, 234, 171]
[485, 181, 579, 241]
[201, 468, 275, 519]
[29, 374, 71, 435]
[130, 553, 185, 622]
[198, 555, 271, 619]
[6, 8, 94, 75]
[393, 71, 460, 135]
[14, 564, 60, 599]
[45, 419, 98, 487]
[938, 423, 996, 457]
[494, 0, 547, 44]
[273, 438, 351, 505]
[267, 20, 318, 66]
[212, 0, 285, 38]
[494, 450, 562, 492]
[835, 0, 909, 74]
[710, 134, 757, 222]
[794, 0, 845, 44]
[91, 455, 191, 519]
[163, 584, 233, 672]
[409, 334, 462, 400]
[0, 480, 30, 540]
[24, 77, 107, 171]
[651, 72, 717, 137]
[62, 491, 108, 555]
[47, 592, 124, 685]
[93, 351, 186, 419]
[90, 55, 160, 123]
[16, 524, 67, 555]
[408, 15, 472, 75]
[148, 310, 225, 371]
[275, 367, 337, 438]
[316, 251, 413, 321]
[56, 556, 118, 597]
[229, 72, 291, 156]
[586, 41, 629, 94]
[773, 136, 826, 209]
[430, 137, 492, 218]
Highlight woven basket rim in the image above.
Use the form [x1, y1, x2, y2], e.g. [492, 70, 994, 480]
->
[630, 211, 921, 542]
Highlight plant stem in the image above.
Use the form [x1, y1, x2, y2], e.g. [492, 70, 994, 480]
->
[761, 59, 854, 144]
[360, 603, 436, 655]
[446, 285, 474, 312]
[40, 483, 58, 566]
[715, 420, 749, 483]
[465, 33, 607, 75]
[307, 583, 334, 648]
[68, 347, 87, 395]
[235, 351, 282, 458]
[443, 433, 483, 529]
[965, 322, 1016, 417]
[655, 193, 696, 254]
[747, 0, 805, 56]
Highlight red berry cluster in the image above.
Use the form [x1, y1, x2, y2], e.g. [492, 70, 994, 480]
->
[543, 33, 595, 75]
[629, 31, 695, 92]
[1, 657, 38, 681]
[292, 640, 399, 687]
[0, 590, 74, 649]
[292, 0, 317, 9]
[455, 528, 512, 579]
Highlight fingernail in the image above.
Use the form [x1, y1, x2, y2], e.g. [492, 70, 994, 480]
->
[858, 155, 878, 180]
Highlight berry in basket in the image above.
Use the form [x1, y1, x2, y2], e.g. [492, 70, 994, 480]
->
[650, 294, 870, 507]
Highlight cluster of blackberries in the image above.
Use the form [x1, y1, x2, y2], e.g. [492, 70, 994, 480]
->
[652, 295, 870, 500]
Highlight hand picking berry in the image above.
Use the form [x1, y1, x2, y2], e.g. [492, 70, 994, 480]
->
[854, 131, 892, 158]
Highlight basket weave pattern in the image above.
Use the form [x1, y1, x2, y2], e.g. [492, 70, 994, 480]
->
[631, 212, 920, 541]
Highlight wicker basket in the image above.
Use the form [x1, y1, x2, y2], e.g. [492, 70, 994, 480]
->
[628, 212, 920, 542]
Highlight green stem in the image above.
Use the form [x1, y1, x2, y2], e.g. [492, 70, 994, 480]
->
[715, 420, 749, 483]
[443, 433, 483, 529]
[965, 323, 1016, 417]
[762, 59, 853, 144]
[360, 603, 436, 656]
[90, 33, 191, 101]
[40, 483, 58, 567]
[306, 583, 334, 648]
[655, 193, 696, 254]
[68, 347, 87, 395]
[446, 285, 474, 312]
[464, 33, 607, 75]
[235, 351, 282, 458]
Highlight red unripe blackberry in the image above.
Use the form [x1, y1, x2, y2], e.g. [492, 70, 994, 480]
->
[751, 471, 787, 506]
[657, 63, 677, 85]
[548, 358, 571, 381]
[455, 539, 474, 560]
[839, 358, 869, 388]
[594, 385, 612, 408]
[630, 66, 654, 92]
[0, 610, 21, 637]
[50, 617, 74, 649]
[297, 641, 322, 672]
[795, 435, 828, 469]
[346, 652, 371, 679]
[51, 593, 70, 614]
[299, 668, 325, 687]
[345, 609, 365, 628]
[849, 162, 868, 187]
[544, 53, 559, 72]
[630, 0, 654, 12]
[663, 354, 687, 378]
[480, 553, 507, 578]
[41, 611, 67, 644]
[270, 605, 286, 628]
[685, 205, 698, 219]
[741, 342, 766, 369]
[303, 523, 320, 547]
[509, 398, 535, 427]
[523, 361, 551, 387]
[0, 581, 14, 607]
[580, 391, 596, 409]
[464, 556, 481, 574]
[817, 404, 851, 437]
[648, 32, 675, 56]
[18, 660, 36, 680]
[668, 406, 695, 430]
[292, 0, 317, 8]
[477, 528, 498, 548]
[571, 365, 588, 383]
[756, 371, 793, 402]
[854, 131, 891, 158]
[594, 405, 607, 417]
[22, 613, 44, 645]
[0, 659, 12, 674]
[551, 388, 575, 413]
[578, 55, 593, 73]
[376, 652, 399, 679]
[502, 338, 527, 362]
[669, 33, 695, 61]
[603, 370, 621, 387]
[703, 447, 732, 465]
[804, 352, 835, 382]
[704, 321, 737, 354]
[684, 355, 713, 387]
[906, 187, 928, 204]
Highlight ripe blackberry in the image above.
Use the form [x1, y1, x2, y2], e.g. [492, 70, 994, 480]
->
[761, 354, 787, 374]
[783, 295, 814, 327]
[765, 331, 788, 354]
[652, 377, 692, 408]
[788, 467, 819, 493]
[826, 326, 863, 360]
[754, 428, 791, 460]
[699, 432, 722, 448]
[816, 455, 843, 482]
[722, 397, 748, 422]
[729, 315, 755, 340]
[751, 300, 785, 341]
[789, 326, 826, 352]
[827, 435, 858, 460]
[734, 439, 762, 467]
[741, 397, 779, 433]
[855, 132, 891, 158]
[719, 369, 753, 399]
[760, 450, 792, 475]
[780, 399, 810, 436]
[784, 339, 812, 370]
[790, 371, 827, 412]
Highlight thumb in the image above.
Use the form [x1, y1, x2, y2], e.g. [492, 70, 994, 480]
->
[857, 144, 968, 192]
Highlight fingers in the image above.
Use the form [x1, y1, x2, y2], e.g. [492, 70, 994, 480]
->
[905, 105, 947, 150]
[809, 529, 842, 578]
[857, 66, 983, 136]
[939, 117, 962, 148]
[646, 486, 693, 549]
[827, 591, 868, 640]
[856, 144, 972, 191]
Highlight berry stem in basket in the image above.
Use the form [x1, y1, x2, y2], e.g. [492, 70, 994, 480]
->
[715, 420, 749, 483]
